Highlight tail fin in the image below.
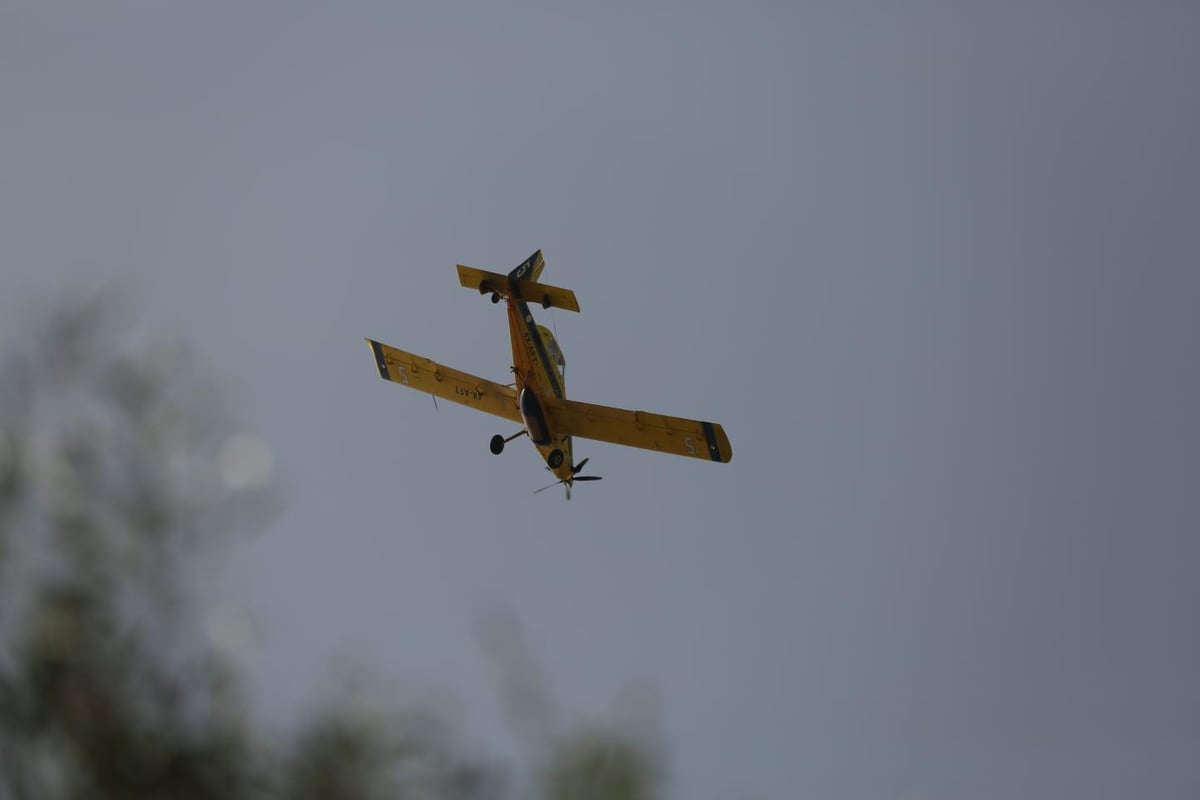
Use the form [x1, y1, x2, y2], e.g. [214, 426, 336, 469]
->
[508, 249, 545, 283]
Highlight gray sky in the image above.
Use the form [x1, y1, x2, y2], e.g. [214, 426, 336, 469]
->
[3, 3, 1199, 798]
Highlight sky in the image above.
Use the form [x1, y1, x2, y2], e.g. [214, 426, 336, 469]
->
[3, 3, 1199, 798]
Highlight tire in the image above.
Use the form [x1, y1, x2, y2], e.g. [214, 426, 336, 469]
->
[489, 434, 505, 455]
[491, 292, 501, 304]
[542, 294, 552, 309]
[547, 448, 564, 468]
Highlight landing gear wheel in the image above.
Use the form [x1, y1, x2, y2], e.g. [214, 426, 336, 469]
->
[547, 448, 564, 468]
[489, 434, 505, 455]
[490, 292, 501, 304]
[542, 294, 552, 309]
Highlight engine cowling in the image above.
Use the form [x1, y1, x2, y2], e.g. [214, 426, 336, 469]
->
[519, 388, 552, 445]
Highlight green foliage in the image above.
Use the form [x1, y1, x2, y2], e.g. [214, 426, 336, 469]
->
[0, 296, 260, 799]
[542, 729, 658, 800]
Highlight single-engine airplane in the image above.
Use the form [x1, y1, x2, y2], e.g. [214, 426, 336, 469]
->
[366, 250, 731, 498]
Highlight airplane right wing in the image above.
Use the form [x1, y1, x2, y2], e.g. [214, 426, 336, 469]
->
[366, 339, 523, 424]
[540, 396, 732, 463]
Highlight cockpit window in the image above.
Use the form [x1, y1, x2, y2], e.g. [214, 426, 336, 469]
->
[538, 325, 566, 380]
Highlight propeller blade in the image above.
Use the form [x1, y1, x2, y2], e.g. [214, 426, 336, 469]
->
[572, 458, 590, 474]
[535, 474, 600, 495]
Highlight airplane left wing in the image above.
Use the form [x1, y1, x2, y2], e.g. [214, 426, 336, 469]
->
[366, 339, 523, 424]
[541, 396, 732, 463]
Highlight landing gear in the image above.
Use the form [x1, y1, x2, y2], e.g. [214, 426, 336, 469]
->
[542, 294, 552, 309]
[490, 429, 527, 454]
[547, 448, 564, 468]
[491, 292, 501, 304]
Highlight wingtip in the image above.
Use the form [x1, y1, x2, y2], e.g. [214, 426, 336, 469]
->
[707, 422, 732, 463]
[366, 338, 390, 380]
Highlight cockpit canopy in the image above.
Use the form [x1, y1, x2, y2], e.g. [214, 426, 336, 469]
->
[537, 325, 565, 382]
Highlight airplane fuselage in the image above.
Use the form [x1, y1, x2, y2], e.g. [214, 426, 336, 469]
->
[506, 296, 574, 483]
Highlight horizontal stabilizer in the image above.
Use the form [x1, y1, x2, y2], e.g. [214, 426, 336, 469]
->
[456, 265, 580, 313]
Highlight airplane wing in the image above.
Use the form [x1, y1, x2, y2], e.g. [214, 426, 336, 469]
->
[366, 339, 523, 424]
[540, 396, 732, 463]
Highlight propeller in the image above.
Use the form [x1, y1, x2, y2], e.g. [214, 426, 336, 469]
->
[533, 459, 603, 499]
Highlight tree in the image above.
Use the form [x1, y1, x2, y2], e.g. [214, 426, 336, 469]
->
[0, 296, 660, 800]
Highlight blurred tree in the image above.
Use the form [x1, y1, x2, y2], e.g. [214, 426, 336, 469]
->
[0, 296, 661, 800]
[542, 728, 658, 800]
[477, 608, 661, 800]
[0, 295, 259, 799]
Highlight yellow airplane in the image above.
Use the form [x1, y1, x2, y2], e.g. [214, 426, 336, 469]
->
[366, 250, 732, 498]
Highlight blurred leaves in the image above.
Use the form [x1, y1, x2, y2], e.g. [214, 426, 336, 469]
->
[0, 296, 662, 799]
[284, 698, 500, 800]
[544, 728, 658, 800]
[0, 294, 261, 799]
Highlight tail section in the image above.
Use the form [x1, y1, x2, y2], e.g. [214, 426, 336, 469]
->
[456, 264, 580, 312]
[508, 249, 545, 283]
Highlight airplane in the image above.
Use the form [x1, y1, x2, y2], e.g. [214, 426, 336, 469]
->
[365, 250, 732, 499]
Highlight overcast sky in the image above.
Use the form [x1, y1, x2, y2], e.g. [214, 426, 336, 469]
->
[3, 3, 1198, 799]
